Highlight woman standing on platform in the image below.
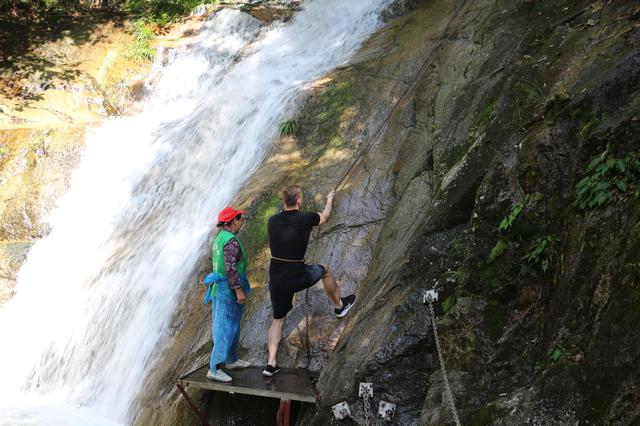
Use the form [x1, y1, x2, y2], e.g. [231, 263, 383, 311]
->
[203, 206, 252, 382]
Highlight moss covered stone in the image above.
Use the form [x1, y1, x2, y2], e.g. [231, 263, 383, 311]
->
[241, 195, 280, 260]
[464, 403, 509, 426]
[483, 300, 507, 340]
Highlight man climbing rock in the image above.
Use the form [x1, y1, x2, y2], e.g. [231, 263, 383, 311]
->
[263, 185, 356, 377]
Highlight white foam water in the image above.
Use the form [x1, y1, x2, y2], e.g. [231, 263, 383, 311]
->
[0, 1, 390, 424]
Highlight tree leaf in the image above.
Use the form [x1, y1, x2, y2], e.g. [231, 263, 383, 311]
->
[542, 259, 549, 272]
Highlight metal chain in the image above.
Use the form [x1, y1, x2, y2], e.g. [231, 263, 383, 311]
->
[363, 396, 370, 423]
[363, 395, 377, 426]
[427, 300, 462, 426]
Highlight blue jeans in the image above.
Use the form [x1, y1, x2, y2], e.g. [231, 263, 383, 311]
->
[209, 296, 244, 370]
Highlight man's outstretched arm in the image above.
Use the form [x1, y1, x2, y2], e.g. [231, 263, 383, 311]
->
[318, 190, 335, 225]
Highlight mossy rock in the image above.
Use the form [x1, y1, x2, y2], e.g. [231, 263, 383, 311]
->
[239, 193, 282, 286]
[483, 300, 508, 340]
[464, 403, 509, 426]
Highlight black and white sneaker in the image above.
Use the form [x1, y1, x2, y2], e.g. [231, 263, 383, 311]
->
[335, 294, 356, 318]
[262, 364, 280, 377]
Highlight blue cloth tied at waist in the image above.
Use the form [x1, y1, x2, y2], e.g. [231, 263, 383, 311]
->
[202, 272, 251, 304]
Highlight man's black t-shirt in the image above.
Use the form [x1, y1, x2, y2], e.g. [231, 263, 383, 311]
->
[268, 210, 320, 286]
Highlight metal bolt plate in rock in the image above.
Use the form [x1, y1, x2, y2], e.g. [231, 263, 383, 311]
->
[359, 382, 373, 398]
[423, 289, 439, 304]
[331, 401, 351, 420]
[378, 401, 396, 421]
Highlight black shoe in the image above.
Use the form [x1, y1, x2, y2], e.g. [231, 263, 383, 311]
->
[262, 364, 280, 377]
[335, 294, 356, 318]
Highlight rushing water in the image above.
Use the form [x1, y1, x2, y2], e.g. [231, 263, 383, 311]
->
[0, 1, 390, 424]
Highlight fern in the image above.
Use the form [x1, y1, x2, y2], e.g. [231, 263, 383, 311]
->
[574, 150, 640, 210]
[499, 202, 524, 231]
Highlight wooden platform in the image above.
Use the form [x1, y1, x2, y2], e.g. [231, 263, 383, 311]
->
[177, 365, 318, 403]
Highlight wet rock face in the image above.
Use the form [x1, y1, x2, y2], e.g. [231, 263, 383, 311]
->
[270, 0, 637, 424]
[0, 128, 85, 304]
[138, 0, 639, 424]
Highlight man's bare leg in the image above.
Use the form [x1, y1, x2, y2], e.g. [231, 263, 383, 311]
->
[320, 265, 343, 308]
[267, 318, 284, 366]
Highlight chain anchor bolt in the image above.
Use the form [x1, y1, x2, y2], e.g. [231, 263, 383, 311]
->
[359, 383, 373, 398]
[423, 289, 439, 304]
[378, 401, 396, 421]
[331, 401, 351, 420]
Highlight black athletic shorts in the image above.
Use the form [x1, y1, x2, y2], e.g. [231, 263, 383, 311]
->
[269, 264, 326, 319]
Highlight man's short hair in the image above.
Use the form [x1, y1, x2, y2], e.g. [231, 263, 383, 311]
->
[282, 185, 302, 207]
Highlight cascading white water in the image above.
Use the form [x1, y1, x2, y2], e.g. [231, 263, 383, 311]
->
[0, 1, 390, 424]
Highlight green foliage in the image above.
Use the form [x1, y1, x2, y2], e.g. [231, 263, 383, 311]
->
[448, 237, 465, 259]
[523, 235, 558, 272]
[579, 114, 603, 139]
[488, 239, 509, 263]
[468, 99, 495, 142]
[124, 0, 205, 23]
[548, 347, 564, 363]
[573, 149, 640, 210]
[442, 295, 456, 314]
[279, 119, 297, 136]
[128, 19, 155, 62]
[1, 0, 204, 20]
[499, 202, 524, 231]
[517, 80, 550, 107]
[1, 0, 89, 15]
[443, 269, 462, 284]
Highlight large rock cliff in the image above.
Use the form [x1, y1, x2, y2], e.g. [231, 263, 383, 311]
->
[141, 0, 640, 424]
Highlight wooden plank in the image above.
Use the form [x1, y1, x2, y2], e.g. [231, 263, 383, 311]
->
[178, 365, 318, 403]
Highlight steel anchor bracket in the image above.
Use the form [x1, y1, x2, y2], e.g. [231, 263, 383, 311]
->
[378, 400, 396, 421]
[359, 382, 373, 398]
[331, 401, 351, 420]
[423, 289, 439, 304]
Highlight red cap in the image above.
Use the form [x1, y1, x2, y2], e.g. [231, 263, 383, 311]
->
[217, 207, 247, 223]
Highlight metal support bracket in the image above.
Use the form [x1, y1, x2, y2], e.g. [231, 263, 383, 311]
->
[276, 399, 291, 426]
[378, 400, 396, 421]
[359, 382, 373, 398]
[176, 382, 211, 426]
[331, 401, 351, 420]
[423, 289, 439, 304]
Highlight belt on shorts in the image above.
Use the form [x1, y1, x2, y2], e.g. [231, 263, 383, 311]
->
[271, 256, 305, 263]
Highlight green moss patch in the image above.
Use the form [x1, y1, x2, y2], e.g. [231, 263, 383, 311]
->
[488, 239, 509, 263]
[468, 99, 496, 143]
[484, 300, 508, 340]
[464, 403, 509, 426]
[240, 195, 281, 260]
[314, 79, 355, 148]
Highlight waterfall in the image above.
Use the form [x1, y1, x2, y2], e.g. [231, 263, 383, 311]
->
[0, 1, 390, 424]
